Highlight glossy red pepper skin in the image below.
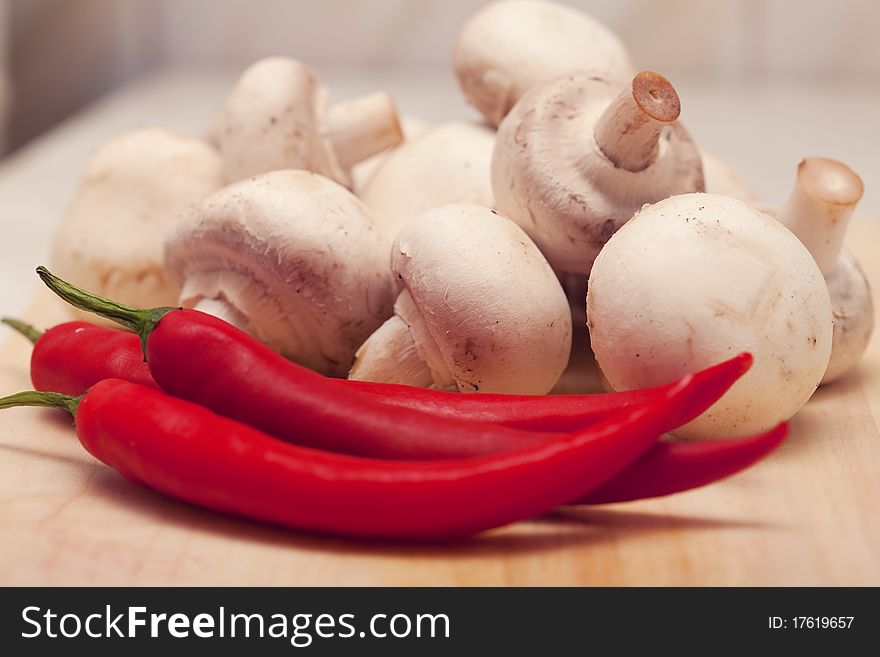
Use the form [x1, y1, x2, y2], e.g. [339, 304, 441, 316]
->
[147, 310, 748, 460]
[7, 306, 751, 441]
[150, 311, 567, 458]
[343, 359, 751, 432]
[12, 378, 686, 539]
[29, 322, 157, 394]
[10, 309, 774, 505]
[574, 422, 788, 504]
[11, 318, 747, 434]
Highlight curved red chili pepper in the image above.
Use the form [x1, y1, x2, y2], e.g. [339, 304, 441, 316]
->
[36, 269, 747, 462]
[2, 318, 156, 394]
[7, 302, 775, 505]
[3, 316, 747, 434]
[0, 378, 687, 539]
[573, 422, 788, 505]
[343, 359, 751, 432]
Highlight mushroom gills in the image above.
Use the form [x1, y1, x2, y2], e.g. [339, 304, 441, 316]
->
[193, 297, 252, 334]
[350, 290, 454, 390]
[165, 170, 396, 376]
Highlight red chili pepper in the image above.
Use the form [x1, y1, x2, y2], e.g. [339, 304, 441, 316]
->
[2, 318, 156, 394]
[573, 422, 788, 505]
[0, 378, 686, 539]
[7, 300, 775, 505]
[38, 269, 748, 460]
[4, 316, 745, 435]
[343, 365, 745, 432]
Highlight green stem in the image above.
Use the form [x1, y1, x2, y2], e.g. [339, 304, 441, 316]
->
[0, 390, 80, 417]
[36, 266, 175, 356]
[1, 318, 42, 344]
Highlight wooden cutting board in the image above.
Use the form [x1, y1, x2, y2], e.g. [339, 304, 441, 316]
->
[1, 224, 878, 586]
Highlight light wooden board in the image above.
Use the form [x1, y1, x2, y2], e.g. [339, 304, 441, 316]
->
[0, 224, 878, 586]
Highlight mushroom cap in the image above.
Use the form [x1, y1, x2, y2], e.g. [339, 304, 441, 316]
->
[453, 0, 635, 125]
[51, 127, 224, 311]
[215, 57, 347, 185]
[492, 72, 704, 274]
[165, 170, 395, 376]
[824, 249, 874, 383]
[393, 204, 571, 394]
[701, 151, 760, 203]
[360, 122, 495, 241]
[351, 116, 433, 193]
[587, 193, 832, 439]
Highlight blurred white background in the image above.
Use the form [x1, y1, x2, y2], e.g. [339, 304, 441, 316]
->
[0, 0, 877, 312]
[3, 0, 880, 149]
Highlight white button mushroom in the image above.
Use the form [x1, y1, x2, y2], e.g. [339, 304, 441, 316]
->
[351, 116, 433, 194]
[349, 204, 571, 394]
[50, 128, 225, 314]
[214, 57, 403, 187]
[587, 193, 833, 439]
[492, 70, 705, 275]
[165, 170, 396, 376]
[358, 122, 495, 241]
[773, 157, 873, 384]
[701, 151, 760, 203]
[453, 0, 635, 126]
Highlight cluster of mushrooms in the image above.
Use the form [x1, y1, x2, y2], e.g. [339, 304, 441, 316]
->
[50, 0, 872, 440]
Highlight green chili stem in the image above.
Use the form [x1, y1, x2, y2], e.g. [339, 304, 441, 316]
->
[0, 390, 80, 416]
[1, 318, 42, 344]
[36, 266, 175, 356]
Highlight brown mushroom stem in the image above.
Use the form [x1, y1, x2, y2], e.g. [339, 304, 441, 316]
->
[778, 157, 864, 276]
[194, 298, 252, 334]
[593, 71, 681, 172]
[326, 92, 404, 171]
[349, 315, 433, 387]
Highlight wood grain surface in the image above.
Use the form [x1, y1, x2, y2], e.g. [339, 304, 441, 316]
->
[1, 224, 877, 586]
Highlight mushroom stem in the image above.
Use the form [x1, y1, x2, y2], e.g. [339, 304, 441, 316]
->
[777, 157, 864, 276]
[349, 315, 433, 387]
[593, 71, 681, 172]
[193, 298, 251, 333]
[326, 92, 404, 171]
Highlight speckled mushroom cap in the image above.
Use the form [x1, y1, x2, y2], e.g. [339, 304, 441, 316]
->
[493, 72, 705, 274]
[165, 170, 396, 376]
[391, 204, 571, 394]
[453, 0, 635, 126]
[587, 193, 832, 439]
[51, 128, 224, 313]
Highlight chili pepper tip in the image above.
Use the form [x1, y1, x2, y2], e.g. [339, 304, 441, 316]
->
[735, 352, 753, 374]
